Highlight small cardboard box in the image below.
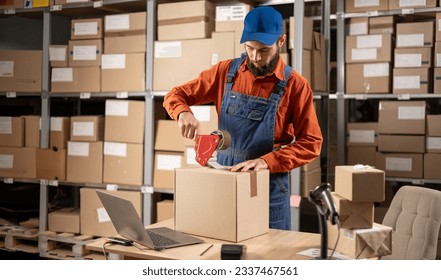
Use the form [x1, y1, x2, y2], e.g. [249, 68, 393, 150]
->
[378, 134, 425, 153]
[0, 116, 24, 147]
[346, 122, 378, 146]
[345, 34, 392, 63]
[369, 16, 394, 35]
[101, 53, 145, 92]
[104, 34, 146, 54]
[175, 167, 269, 242]
[49, 45, 68, 67]
[49, 116, 70, 150]
[348, 17, 368, 36]
[345, 62, 391, 94]
[332, 192, 374, 229]
[68, 39, 102, 67]
[70, 115, 104, 142]
[48, 208, 80, 234]
[394, 47, 432, 68]
[104, 12, 146, 34]
[153, 151, 183, 189]
[328, 222, 392, 259]
[375, 152, 423, 179]
[36, 148, 66, 181]
[396, 21, 434, 48]
[50, 66, 101, 93]
[389, 0, 436, 10]
[215, 4, 251, 32]
[23, 115, 40, 148]
[0, 50, 42, 92]
[345, 0, 388, 13]
[66, 141, 103, 184]
[156, 199, 174, 222]
[378, 101, 426, 135]
[71, 18, 103, 40]
[392, 67, 430, 95]
[335, 165, 385, 202]
[0, 147, 37, 179]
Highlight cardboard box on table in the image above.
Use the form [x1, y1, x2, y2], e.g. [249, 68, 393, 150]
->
[331, 192, 374, 229]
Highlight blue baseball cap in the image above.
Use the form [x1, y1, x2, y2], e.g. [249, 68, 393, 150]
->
[240, 6, 283, 46]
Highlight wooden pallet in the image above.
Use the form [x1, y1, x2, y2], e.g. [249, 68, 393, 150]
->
[39, 231, 104, 260]
[0, 225, 39, 254]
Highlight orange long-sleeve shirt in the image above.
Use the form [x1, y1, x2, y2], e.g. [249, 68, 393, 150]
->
[163, 56, 323, 173]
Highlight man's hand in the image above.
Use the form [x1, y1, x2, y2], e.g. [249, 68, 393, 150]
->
[178, 111, 200, 140]
[230, 158, 268, 172]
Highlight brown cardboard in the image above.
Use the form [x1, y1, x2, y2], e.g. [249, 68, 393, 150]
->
[101, 53, 145, 92]
[345, 34, 392, 63]
[49, 45, 68, 67]
[433, 67, 441, 93]
[153, 151, 183, 189]
[70, 115, 104, 142]
[104, 12, 146, 34]
[347, 146, 377, 166]
[437, 13, 441, 42]
[103, 142, 143, 186]
[389, 0, 436, 9]
[0, 50, 42, 92]
[48, 208, 80, 234]
[300, 167, 322, 197]
[369, 16, 394, 35]
[335, 165, 385, 202]
[289, 16, 313, 50]
[36, 148, 66, 181]
[424, 153, 441, 180]
[157, 0, 215, 41]
[156, 199, 174, 222]
[346, 62, 391, 94]
[80, 188, 141, 237]
[71, 18, 103, 40]
[348, 17, 368, 36]
[378, 134, 425, 153]
[396, 22, 434, 48]
[346, 122, 378, 146]
[0, 147, 36, 179]
[312, 32, 327, 91]
[66, 141, 103, 184]
[345, 0, 389, 13]
[427, 115, 441, 136]
[154, 120, 185, 152]
[301, 156, 321, 172]
[174, 167, 269, 242]
[332, 192, 374, 229]
[0, 116, 24, 147]
[394, 47, 432, 68]
[23, 115, 40, 148]
[290, 49, 312, 83]
[434, 42, 441, 67]
[215, 4, 250, 31]
[51, 66, 101, 93]
[427, 136, 441, 153]
[49, 116, 70, 150]
[104, 100, 145, 144]
[104, 34, 146, 54]
[392, 67, 430, 94]
[375, 152, 423, 178]
[378, 101, 426, 135]
[68, 39, 102, 67]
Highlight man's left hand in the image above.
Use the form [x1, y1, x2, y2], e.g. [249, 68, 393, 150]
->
[230, 158, 268, 172]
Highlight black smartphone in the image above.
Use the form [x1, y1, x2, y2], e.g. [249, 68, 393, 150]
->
[107, 237, 133, 246]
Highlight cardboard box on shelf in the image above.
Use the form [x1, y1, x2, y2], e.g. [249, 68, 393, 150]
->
[68, 39, 102, 67]
[346, 146, 377, 166]
[346, 122, 378, 146]
[289, 16, 313, 50]
[101, 53, 145, 92]
[345, 34, 392, 64]
[434, 42, 441, 67]
[375, 152, 423, 179]
[50, 66, 101, 93]
[312, 32, 327, 92]
[396, 21, 434, 48]
[36, 148, 66, 181]
[389, 0, 436, 10]
[427, 115, 441, 136]
[175, 167, 269, 242]
[215, 4, 250, 31]
[0, 147, 36, 179]
[345, 62, 391, 94]
[378, 134, 425, 153]
[154, 120, 185, 152]
[71, 18, 103, 40]
[348, 17, 368, 36]
[104, 12, 146, 34]
[290, 49, 312, 84]
[104, 100, 145, 144]
[23, 115, 40, 148]
[369, 16, 394, 35]
[0, 0, 24, 9]
[0, 116, 24, 147]
[392, 67, 430, 95]
[104, 34, 146, 54]
[394, 47, 432, 68]
[335, 165, 385, 202]
[331, 192, 374, 229]
[66, 141, 103, 184]
[424, 153, 441, 180]
[345, 0, 388, 13]
[437, 13, 441, 42]
[0, 50, 42, 92]
[153, 151, 183, 190]
[433, 68, 441, 93]
[49, 45, 68, 67]
[48, 208, 80, 234]
[156, 199, 174, 222]
[377, 100, 426, 135]
[70, 115, 104, 142]
[49, 116, 70, 150]
[103, 142, 144, 186]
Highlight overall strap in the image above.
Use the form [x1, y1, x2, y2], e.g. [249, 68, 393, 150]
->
[225, 53, 247, 92]
[270, 64, 293, 102]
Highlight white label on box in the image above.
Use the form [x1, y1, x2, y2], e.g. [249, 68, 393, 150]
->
[157, 154, 181, 171]
[51, 68, 73, 82]
[427, 137, 441, 150]
[216, 6, 247, 21]
[105, 100, 129, 116]
[439, 19, 441, 31]
[211, 53, 219, 65]
[395, 53, 422, 67]
[393, 76, 420, 89]
[436, 54, 441, 67]
[352, 48, 377, 61]
[68, 142, 90, 157]
[349, 129, 375, 143]
[385, 157, 412, 171]
[97, 207, 111, 223]
[363, 63, 389, 77]
[354, 0, 380, 8]
[0, 117, 12, 134]
[105, 14, 130, 31]
[349, 22, 368, 36]
[343, 229, 354, 239]
[72, 121, 95, 137]
[49, 47, 66, 61]
[74, 22, 98, 36]
[50, 117, 63, 131]
[155, 41, 182, 58]
[104, 142, 127, 157]
[397, 34, 424, 47]
[398, 106, 425, 120]
[101, 54, 126, 69]
[0, 155, 13, 169]
[0, 61, 14, 77]
[191, 106, 211, 122]
[356, 34, 382, 48]
[399, 0, 426, 7]
[186, 147, 197, 165]
[73, 45, 97, 61]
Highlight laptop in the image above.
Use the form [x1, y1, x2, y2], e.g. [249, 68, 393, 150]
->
[96, 190, 204, 250]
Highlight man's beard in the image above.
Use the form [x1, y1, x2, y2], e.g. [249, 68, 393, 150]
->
[247, 51, 279, 77]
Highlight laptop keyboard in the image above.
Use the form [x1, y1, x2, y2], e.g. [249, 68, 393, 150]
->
[147, 230, 180, 247]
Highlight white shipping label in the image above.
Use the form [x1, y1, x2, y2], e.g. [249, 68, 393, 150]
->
[398, 106, 425, 120]
[74, 22, 98, 36]
[157, 154, 182, 171]
[186, 147, 197, 165]
[190, 106, 211, 122]
[0, 117, 12, 134]
[399, 0, 426, 7]
[343, 229, 354, 240]
[0, 61, 14, 77]
[352, 48, 377, 61]
[68, 142, 90, 157]
[72, 121, 95, 137]
[0, 155, 13, 169]
[49, 47, 66, 61]
[356, 34, 382, 48]
[104, 142, 127, 157]
[393, 76, 420, 90]
[439, 19, 441, 31]
[105, 14, 130, 31]
[436, 53, 441, 67]
[397, 34, 424, 47]
[216, 6, 247, 21]
[101, 54, 126, 69]
[97, 207, 111, 223]
[105, 100, 129, 116]
[50, 117, 63, 131]
[155, 41, 182, 58]
[349, 22, 368, 36]
[211, 53, 219, 66]
[349, 129, 375, 143]
[73, 45, 97, 61]
[427, 137, 441, 150]
[51, 68, 73, 82]
[395, 53, 422, 67]
[385, 157, 412, 171]
[363, 63, 389, 77]
[354, 0, 380, 8]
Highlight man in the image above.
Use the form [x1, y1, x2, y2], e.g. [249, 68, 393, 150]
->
[163, 6, 323, 230]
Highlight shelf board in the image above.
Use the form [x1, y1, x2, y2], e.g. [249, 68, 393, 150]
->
[329, 93, 441, 100]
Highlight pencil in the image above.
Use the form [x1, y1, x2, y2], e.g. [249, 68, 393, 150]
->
[200, 244, 214, 256]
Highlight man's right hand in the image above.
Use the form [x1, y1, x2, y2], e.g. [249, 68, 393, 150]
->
[178, 111, 200, 140]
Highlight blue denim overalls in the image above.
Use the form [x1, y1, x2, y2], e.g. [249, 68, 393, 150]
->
[217, 54, 293, 230]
